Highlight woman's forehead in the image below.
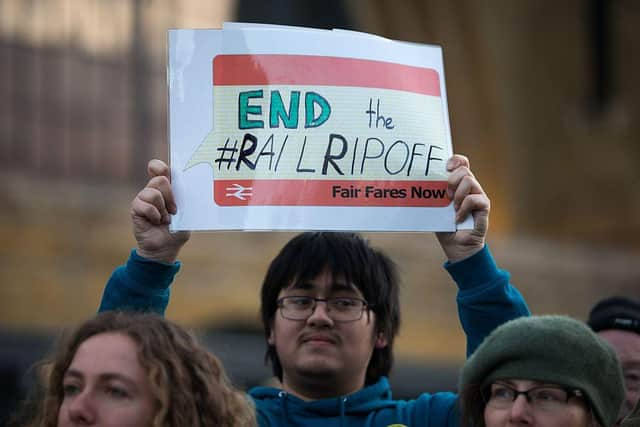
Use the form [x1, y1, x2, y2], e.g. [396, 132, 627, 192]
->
[494, 378, 565, 388]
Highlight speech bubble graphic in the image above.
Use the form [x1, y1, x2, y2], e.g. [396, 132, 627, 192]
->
[186, 54, 451, 207]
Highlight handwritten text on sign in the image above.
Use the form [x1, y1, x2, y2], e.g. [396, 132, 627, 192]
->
[186, 54, 451, 207]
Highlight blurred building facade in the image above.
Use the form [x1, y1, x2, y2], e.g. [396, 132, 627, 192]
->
[1, 0, 639, 360]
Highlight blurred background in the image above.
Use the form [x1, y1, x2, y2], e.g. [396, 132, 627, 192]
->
[1, 0, 639, 423]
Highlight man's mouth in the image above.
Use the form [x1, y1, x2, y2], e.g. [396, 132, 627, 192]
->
[301, 334, 338, 345]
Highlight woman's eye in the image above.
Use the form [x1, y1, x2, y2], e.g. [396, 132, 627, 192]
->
[62, 383, 81, 396]
[491, 386, 514, 400]
[105, 386, 129, 398]
[532, 390, 563, 402]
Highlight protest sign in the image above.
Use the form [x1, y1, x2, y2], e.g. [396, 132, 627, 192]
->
[168, 24, 469, 231]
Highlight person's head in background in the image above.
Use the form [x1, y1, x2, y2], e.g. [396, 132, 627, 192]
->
[20, 311, 255, 427]
[589, 296, 640, 422]
[459, 315, 624, 427]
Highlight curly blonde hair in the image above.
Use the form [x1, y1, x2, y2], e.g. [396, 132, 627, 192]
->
[21, 311, 256, 427]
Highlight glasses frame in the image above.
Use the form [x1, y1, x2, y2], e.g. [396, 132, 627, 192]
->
[482, 382, 585, 408]
[276, 295, 372, 322]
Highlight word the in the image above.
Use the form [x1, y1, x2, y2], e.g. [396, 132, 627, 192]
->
[365, 98, 394, 129]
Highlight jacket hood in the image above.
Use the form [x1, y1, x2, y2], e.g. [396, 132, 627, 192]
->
[249, 377, 399, 425]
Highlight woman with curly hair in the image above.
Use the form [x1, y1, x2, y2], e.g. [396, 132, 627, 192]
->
[18, 311, 255, 427]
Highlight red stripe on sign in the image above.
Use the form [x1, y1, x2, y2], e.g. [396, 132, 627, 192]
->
[214, 179, 450, 207]
[213, 55, 441, 96]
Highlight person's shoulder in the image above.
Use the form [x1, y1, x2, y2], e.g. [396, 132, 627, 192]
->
[412, 391, 457, 405]
[384, 392, 457, 427]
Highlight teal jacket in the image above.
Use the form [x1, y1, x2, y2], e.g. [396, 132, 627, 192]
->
[99, 245, 529, 426]
[250, 377, 456, 427]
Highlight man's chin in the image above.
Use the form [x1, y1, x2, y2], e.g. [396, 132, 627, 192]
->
[296, 358, 341, 378]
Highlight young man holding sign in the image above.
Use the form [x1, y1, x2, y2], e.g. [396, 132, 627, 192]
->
[99, 155, 529, 426]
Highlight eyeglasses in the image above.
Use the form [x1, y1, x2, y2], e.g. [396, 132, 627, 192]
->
[277, 296, 371, 322]
[482, 382, 585, 412]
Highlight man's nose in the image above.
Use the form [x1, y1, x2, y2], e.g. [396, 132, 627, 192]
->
[306, 300, 334, 326]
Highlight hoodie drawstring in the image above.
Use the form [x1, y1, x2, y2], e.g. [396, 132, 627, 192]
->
[278, 391, 291, 427]
[340, 397, 347, 427]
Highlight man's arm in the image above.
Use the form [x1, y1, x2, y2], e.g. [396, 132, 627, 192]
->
[436, 155, 529, 357]
[98, 159, 190, 313]
[98, 249, 180, 314]
[446, 245, 529, 357]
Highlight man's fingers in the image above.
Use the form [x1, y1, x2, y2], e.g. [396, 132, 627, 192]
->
[132, 187, 170, 225]
[452, 175, 476, 209]
[446, 166, 474, 200]
[448, 170, 488, 221]
[456, 193, 490, 223]
[446, 154, 470, 171]
[147, 159, 170, 180]
[144, 175, 177, 215]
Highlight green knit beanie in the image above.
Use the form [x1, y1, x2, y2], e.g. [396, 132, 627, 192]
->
[459, 315, 624, 427]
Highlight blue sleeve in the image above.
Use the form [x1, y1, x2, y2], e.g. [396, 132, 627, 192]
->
[98, 249, 180, 315]
[412, 392, 458, 427]
[445, 245, 530, 358]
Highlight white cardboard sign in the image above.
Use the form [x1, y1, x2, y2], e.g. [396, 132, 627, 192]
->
[168, 23, 469, 231]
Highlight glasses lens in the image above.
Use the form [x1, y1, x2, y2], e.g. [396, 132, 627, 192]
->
[280, 296, 314, 320]
[328, 298, 365, 321]
[486, 384, 516, 408]
[279, 297, 365, 321]
[529, 387, 569, 410]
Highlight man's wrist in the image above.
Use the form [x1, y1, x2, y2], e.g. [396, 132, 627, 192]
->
[444, 244, 501, 291]
[128, 249, 181, 291]
[135, 248, 180, 265]
[443, 243, 483, 263]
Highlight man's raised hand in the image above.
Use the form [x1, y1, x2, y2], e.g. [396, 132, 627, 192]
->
[130, 159, 190, 263]
[436, 154, 490, 262]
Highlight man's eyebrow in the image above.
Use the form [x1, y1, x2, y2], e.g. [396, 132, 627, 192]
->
[329, 282, 359, 292]
[289, 281, 314, 290]
[288, 280, 359, 292]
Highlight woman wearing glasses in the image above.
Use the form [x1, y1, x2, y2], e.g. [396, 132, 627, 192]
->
[459, 315, 625, 427]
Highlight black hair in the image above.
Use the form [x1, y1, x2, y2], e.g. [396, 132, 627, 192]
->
[459, 384, 485, 427]
[260, 232, 401, 385]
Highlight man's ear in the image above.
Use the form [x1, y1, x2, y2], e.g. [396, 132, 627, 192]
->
[375, 332, 388, 349]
